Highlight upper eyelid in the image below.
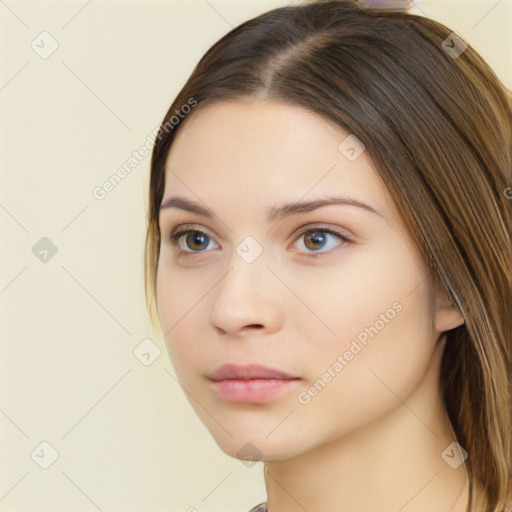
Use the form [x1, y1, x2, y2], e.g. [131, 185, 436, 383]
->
[166, 223, 220, 243]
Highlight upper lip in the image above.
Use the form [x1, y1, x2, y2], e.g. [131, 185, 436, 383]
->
[207, 363, 300, 381]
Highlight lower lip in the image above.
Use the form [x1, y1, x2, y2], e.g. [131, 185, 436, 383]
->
[210, 378, 301, 403]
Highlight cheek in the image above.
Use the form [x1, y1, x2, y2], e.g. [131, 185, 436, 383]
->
[293, 242, 435, 435]
[156, 258, 213, 328]
[156, 264, 217, 380]
[290, 234, 428, 356]
[156, 266, 193, 365]
[299, 286, 435, 444]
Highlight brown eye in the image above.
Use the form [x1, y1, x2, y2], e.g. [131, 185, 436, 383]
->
[294, 228, 352, 259]
[168, 229, 219, 253]
[303, 230, 330, 251]
[166, 225, 352, 259]
[182, 231, 210, 251]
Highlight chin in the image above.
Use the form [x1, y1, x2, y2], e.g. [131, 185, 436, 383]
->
[210, 431, 307, 463]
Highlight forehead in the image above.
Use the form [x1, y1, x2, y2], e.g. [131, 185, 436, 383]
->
[162, 101, 395, 225]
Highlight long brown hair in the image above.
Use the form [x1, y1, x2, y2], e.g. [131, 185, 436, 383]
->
[144, 1, 512, 509]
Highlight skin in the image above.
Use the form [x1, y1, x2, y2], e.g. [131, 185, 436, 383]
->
[156, 101, 469, 512]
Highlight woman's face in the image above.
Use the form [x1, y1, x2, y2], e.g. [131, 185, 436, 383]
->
[156, 100, 460, 462]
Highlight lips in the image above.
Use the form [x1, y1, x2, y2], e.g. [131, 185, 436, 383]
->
[207, 363, 302, 403]
[207, 363, 299, 382]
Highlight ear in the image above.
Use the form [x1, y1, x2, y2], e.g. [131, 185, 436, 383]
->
[432, 282, 464, 333]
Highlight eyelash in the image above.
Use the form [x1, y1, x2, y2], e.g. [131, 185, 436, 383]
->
[166, 224, 353, 260]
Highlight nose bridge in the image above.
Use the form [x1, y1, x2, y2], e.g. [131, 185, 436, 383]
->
[209, 234, 283, 332]
[223, 234, 269, 295]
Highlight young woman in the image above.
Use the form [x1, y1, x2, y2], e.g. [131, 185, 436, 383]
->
[144, 1, 512, 510]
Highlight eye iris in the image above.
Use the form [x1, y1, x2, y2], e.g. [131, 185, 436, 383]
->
[186, 232, 209, 251]
[304, 230, 327, 250]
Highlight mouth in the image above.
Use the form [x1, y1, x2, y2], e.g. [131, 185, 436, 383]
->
[206, 363, 301, 403]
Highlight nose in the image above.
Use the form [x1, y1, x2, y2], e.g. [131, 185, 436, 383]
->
[209, 251, 284, 338]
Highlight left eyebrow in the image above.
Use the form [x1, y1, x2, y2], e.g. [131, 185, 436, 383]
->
[159, 195, 385, 224]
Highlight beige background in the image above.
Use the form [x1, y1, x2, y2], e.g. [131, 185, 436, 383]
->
[0, 0, 510, 511]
